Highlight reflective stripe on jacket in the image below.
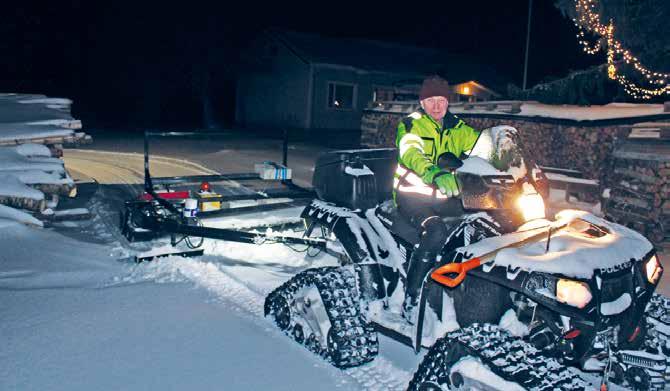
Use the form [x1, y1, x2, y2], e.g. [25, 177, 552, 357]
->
[394, 164, 448, 199]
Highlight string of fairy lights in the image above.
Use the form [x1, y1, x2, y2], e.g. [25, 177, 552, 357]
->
[573, 0, 669, 99]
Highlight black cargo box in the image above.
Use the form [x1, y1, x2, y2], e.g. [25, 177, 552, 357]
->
[312, 148, 397, 210]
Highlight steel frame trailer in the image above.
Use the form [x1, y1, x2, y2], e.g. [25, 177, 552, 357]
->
[120, 131, 326, 253]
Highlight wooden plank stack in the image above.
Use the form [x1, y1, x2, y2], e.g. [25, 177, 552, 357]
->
[603, 122, 670, 245]
[0, 94, 88, 214]
[0, 94, 91, 154]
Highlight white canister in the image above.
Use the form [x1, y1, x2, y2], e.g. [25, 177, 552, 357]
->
[183, 198, 199, 218]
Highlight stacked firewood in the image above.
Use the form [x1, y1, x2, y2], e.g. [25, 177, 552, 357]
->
[359, 105, 631, 182]
[603, 123, 670, 245]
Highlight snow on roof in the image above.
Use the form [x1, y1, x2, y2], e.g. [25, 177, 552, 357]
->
[371, 100, 668, 122]
[450, 101, 667, 121]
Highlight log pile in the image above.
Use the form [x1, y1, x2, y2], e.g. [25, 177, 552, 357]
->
[0, 94, 91, 155]
[603, 123, 670, 245]
[0, 144, 76, 212]
[0, 94, 88, 215]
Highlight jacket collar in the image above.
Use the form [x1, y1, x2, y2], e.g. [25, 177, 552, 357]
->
[419, 108, 460, 130]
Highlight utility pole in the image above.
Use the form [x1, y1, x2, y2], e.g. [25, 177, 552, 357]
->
[522, 0, 533, 90]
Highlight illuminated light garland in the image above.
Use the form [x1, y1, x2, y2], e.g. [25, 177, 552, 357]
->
[606, 21, 616, 80]
[572, 0, 669, 99]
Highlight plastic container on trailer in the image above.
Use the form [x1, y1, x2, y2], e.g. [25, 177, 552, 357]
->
[312, 148, 397, 210]
[254, 162, 292, 180]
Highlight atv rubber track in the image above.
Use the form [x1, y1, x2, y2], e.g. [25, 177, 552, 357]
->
[407, 323, 588, 391]
[647, 293, 670, 327]
[646, 293, 670, 361]
[264, 266, 379, 368]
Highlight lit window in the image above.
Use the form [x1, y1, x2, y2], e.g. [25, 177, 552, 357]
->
[462, 86, 470, 95]
[328, 82, 356, 110]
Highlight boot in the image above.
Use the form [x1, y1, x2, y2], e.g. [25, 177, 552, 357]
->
[401, 250, 437, 324]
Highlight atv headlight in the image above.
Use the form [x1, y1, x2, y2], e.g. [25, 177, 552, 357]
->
[517, 192, 545, 222]
[645, 254, 662, 285]
[556, 279, 592, 309]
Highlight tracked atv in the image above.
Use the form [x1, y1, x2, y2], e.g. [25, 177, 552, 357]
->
[264, 126, 670, 390]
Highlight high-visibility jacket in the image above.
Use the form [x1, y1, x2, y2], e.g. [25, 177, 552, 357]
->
[394, 110, 480, 198]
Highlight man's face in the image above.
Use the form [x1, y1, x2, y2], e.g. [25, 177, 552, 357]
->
[420, 96, 448, 122]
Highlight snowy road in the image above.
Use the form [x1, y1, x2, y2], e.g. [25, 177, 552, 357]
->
[76, 130, 331, 188]
[63, 149, 218, 184]
[0, 224, 370, 391]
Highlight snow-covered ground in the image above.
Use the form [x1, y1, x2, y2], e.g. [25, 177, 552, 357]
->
[0, 202, 423, 391]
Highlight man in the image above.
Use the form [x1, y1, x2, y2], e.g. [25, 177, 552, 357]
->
[394, 75, 480, 323]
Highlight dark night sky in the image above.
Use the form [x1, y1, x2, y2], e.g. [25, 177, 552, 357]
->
[1, 1, 601, 128]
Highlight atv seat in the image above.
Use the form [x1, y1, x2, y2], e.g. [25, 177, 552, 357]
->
[376, 202, 467, 250]
[375, 204, 421, 246]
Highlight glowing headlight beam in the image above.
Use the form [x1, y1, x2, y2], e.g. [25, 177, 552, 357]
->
[556, 279, 592, 309]
[645, 255, 662, 285]
[517, 192, 546, 222]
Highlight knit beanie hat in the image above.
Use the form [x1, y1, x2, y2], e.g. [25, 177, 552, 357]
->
[419, 75, 450, 100]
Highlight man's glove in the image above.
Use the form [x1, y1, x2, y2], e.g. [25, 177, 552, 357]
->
[433, 172, 460, 197]
[421, 165, 442, 185]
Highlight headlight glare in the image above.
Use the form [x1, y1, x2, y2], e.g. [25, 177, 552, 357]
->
[556, 279, 592, 309]
[645, 255, 662, 285]
[517, 192, 546, 222]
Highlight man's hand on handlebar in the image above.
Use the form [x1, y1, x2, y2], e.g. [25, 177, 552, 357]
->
[433, 172, 460, 197]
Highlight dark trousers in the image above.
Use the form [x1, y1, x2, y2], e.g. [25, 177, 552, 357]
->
[396, 190, 464, 309]
[396, 191, 464, 255]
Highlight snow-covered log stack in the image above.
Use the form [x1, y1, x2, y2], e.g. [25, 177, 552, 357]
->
[0, 94, 87, 215]
[0, 94, 91, 154]
[0, 143, 76, 212]
[603, 122, 670, 245]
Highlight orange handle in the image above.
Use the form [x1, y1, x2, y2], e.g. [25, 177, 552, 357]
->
[431, 257, 482, 288]
[430, 221, 576, 288]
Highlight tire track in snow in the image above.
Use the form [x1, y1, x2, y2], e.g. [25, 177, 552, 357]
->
[117, 256, 412, 391]
[64, 149, 219, 184]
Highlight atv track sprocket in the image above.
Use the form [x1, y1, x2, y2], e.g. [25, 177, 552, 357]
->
[407, 323, 588, 391]
[264, 266, 378, 368]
